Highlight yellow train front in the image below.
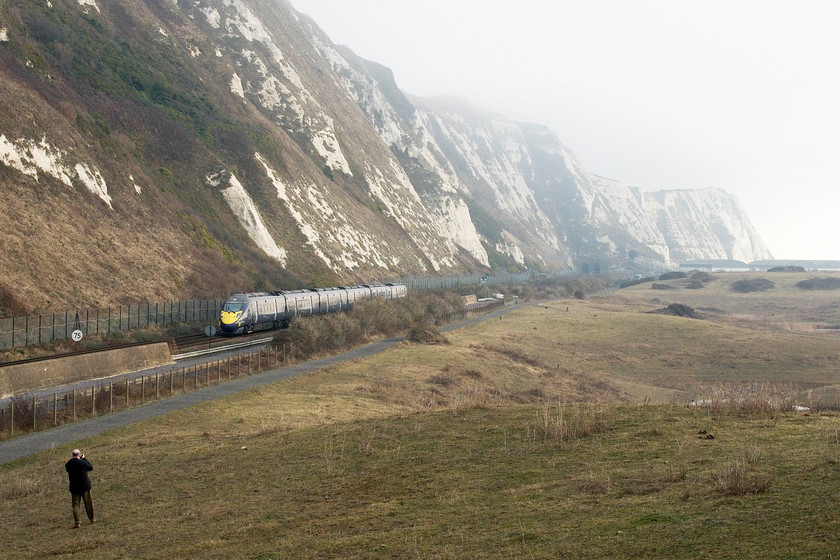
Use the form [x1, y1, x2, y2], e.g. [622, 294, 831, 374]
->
[219, 284, 407, 335]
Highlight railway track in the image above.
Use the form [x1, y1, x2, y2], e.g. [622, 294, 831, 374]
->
[0, 331, 278, 369]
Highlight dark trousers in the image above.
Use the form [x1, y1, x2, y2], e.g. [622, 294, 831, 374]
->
[71, 491, 94, 525]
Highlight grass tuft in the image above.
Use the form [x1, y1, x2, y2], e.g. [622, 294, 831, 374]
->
[2, 476, 46, 499]
[537, 401, 609, 444]
[692, 383, 799, 420]
[713, 446, 772, 495]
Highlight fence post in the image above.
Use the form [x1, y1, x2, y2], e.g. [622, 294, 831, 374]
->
[72, 389, 76, 422]
[141, 377, 145, 405]
[32, 396, 37, 432]
[54, 393, 58, 426]
[91, 384, 95, 416]
[156, 372, 160, 399]
[170, 370, 173, 395]
[125, 379, 129, 408]
[10, 400, 13, 437]
[109, 382, 113, 414]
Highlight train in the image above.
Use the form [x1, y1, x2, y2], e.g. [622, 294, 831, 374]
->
[219, 283, 407, 335]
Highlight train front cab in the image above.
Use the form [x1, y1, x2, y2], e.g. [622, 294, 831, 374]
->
[220, 294, 250, 334]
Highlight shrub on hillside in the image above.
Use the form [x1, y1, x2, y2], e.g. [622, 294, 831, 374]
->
[618, 276, 654, 289]
[408, 323, 449, 345]
[685, 279, 705, 289]
[690, 271, 714, 283]
[274, 290, 461, 360]
[651, 283, 676, 290]
[658, 271, 687, 281]
[769, 266, 806, 272]
[649, 303, 698, 318]
[796, 277, 840, 291]
[666, 303, 698, 318]
[731, 278, 775, 293]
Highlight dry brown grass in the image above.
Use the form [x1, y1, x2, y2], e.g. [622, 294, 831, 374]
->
[712, 445, 772, 495]
[690, 382, 800, 420]
[1, 474, 47, 499]
[534, 401, 610, 444]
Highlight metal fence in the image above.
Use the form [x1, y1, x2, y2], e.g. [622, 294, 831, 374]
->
[0, 299, 223, 350]
[0, 344, 281, 440]
[387, 270, 570, 291]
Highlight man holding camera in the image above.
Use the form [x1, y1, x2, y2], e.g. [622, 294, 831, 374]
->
[64, 449, 95, 528]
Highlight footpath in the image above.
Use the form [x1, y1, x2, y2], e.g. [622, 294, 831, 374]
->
[0, 303, 524, 464]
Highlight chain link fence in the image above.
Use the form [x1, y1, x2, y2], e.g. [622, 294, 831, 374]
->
[387, 270, 572, 291]
[0, 300, 223, 350]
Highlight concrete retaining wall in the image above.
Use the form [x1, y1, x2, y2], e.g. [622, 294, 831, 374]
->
[0, 343, 173, 397]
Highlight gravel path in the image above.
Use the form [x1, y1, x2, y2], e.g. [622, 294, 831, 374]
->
[0, 303, 524, 464]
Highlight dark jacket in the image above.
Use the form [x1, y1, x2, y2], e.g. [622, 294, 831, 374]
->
[65, 457, 93, 494]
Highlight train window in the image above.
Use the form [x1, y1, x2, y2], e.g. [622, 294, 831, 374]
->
[223, 302, 244, 312]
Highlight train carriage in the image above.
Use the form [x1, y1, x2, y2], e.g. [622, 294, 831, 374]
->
[219, 283, 406, 335]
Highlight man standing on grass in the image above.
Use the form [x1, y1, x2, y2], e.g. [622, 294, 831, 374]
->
[64, 449, 95, 528]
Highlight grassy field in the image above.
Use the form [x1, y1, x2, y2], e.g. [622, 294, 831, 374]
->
[620, 270, 840, 332]
[3, 274, 840, 558]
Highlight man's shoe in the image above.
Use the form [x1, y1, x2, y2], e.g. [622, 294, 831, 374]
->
[90, 518, 96, 524]
[74, 523, 80, 529]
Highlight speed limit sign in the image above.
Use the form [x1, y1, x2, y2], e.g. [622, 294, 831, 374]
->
[71, 329, 84, 342]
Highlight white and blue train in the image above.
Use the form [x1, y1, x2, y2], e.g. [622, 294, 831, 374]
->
[219, 283, 407, 335]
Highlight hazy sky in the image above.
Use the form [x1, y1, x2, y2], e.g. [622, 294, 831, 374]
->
[291, 0, 840, 260]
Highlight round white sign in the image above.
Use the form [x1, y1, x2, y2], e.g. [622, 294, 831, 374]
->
[71, 329, 84, 342]
[205, 325, 217, 337]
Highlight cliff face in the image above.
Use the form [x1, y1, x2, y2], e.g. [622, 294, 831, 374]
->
[643, 189, 773, 263]
[0, 0, 770, 312]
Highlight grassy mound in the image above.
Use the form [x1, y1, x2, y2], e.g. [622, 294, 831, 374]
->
[731, 278, 775, 293]
[658, 271, 688, 281]
[797, 277, 840, 291]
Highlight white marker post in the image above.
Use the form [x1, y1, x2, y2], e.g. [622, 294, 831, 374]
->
[205, 325, 216, 348]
